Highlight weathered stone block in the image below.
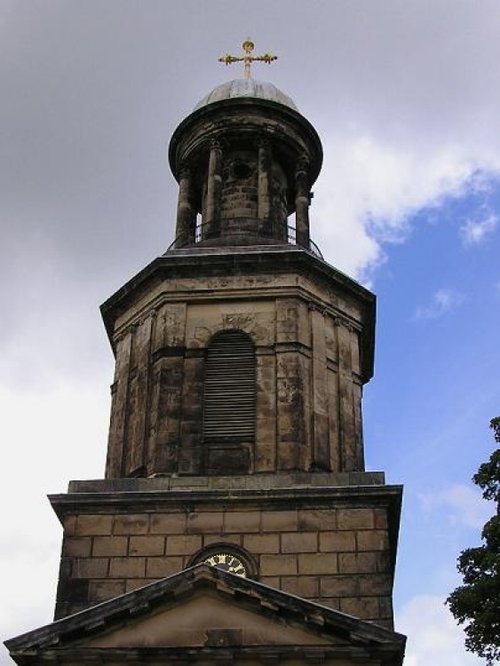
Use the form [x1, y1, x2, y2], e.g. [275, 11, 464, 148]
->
[298, 509, 336, 531]
[374, 508, 389, 529]
[113, 514, 149, 535]
[150, 512, 187, 534]
[340, 596, 380, 620]
[187, 511, 224, 533]
[93, 536, 128, 557]
[88, 580, 125, 602]
[320, 574, 360, 597]
[73, 558, 109, 578]
[298, 553, 338, 575]
[260, 554, 297, 576]
[63, 515, 77, 535]
[62, 537, 92, 558]
[108, 557, 146, 578]
[75, 515, 113, 536]
[337, 508, 374, 530]
[203, 534, 242, 547]
[166, 535, 202, 555]
[356, 529, 389, 551]
[243, 534, 279, 554]
[319, 531, 356, 552]
[281, 575, 319, 597]
[129, 536, 165, 556]
[224, 511, 261, 533]
[338, 552, 378, 574]
[261, 510, 298, 531]
[379, 596, 394, 619]
[145, 557, 183, 578]
[280, 532, 317, 553]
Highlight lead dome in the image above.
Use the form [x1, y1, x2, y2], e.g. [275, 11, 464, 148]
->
[194, 78, 298, 111]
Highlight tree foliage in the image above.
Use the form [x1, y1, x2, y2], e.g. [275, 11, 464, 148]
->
[446, 418, 500, 664]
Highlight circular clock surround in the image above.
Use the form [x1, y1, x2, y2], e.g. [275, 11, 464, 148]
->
[189, 544, 257, 579]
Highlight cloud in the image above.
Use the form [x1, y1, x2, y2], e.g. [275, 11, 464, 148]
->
[418, 483, 493, 529]
[460, 212, 498, 246]
[414, 288, 464, 321]
[299, 4, 500, 278]
[0, 382, 109, 652]
[313, 131, 500, 280]
[397, 594, 483, 665]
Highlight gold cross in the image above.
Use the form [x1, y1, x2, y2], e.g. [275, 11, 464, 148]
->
[219, 39, 277, 79]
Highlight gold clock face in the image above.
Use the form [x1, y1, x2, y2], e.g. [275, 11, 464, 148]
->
[203, 552, 247, 577]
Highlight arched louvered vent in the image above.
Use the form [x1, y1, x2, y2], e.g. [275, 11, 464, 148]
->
[203, 331, 256, 442]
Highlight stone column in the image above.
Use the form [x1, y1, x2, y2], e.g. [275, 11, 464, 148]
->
[295, 157, 310, 248]
[175, 166, 195, 247]
[204, 139, 223, 238]
[257, 138, 272, 221]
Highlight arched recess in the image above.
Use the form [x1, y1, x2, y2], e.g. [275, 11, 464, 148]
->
[202, 330, 256, 474]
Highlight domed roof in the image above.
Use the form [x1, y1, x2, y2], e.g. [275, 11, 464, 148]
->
[194, 78, 298, 112]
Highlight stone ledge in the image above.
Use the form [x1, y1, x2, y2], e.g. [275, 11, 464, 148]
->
[67, 471, 385, 494]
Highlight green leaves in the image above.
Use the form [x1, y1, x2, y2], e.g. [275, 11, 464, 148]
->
[446, 419, 500, 665]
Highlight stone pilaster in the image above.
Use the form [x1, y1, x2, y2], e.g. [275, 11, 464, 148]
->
[336, 318, 364, 471]
[310, 305, 330, 470]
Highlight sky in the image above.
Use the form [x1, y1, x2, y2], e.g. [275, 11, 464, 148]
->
[1, 1, 499, 663]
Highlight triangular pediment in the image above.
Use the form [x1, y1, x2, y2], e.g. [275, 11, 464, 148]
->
[5, 565, 406, 665]
[83, 590, 344, 649]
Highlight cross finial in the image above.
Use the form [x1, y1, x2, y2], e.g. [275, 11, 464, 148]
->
[219, 38, 277, 79]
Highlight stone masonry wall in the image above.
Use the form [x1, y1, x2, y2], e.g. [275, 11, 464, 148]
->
[105, 268, 367, 479]
[55, 503, 394, 630]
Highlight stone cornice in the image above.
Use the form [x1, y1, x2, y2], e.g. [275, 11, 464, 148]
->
[50, 484, 402, 516]
[100, 246, 375, 381]
[49, 482, 402, 570]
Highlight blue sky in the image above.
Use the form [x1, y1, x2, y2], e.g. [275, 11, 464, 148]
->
[1, 2, 499, 664]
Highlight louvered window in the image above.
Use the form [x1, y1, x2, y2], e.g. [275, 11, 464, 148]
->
[203, 331, 256, 442]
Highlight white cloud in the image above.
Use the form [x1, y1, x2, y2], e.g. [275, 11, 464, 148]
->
[0, 382, 109, 651]
[299, 4, 500, 278]
[414, 288, 464, 321]
[418, 483, 492, 530]
[313, 129, 500, 279]
[397, 594, 483, 666]
[460, 212, 498, 246]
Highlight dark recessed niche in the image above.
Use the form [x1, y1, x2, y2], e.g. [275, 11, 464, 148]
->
[232, 162, 252, 179]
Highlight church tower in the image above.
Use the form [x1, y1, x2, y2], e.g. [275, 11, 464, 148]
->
[6, 42, 406, 666]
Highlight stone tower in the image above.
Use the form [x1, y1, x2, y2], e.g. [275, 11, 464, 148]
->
[5, 73, 406, 666]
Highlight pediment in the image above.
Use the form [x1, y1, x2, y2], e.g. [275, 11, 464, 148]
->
[5, 565, 405, 665]
[83, 590, 345, 649]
